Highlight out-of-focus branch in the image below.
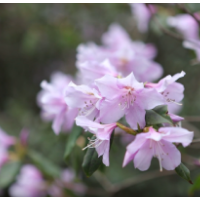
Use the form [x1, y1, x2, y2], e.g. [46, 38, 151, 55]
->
[177, 3, 200, 27]
[184, 116, 200, 122]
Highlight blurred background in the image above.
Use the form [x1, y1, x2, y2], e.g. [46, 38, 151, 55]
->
[1, 3, 200, 197]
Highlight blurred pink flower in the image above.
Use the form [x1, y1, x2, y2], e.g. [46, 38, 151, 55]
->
[9, 165, 46, 197]
[76, 23, 163, 83]
[130, 3, 155, 33]
[145, 71, 185, 113]
[95, 72, 165, 130]
[76, 116, 117, 166]
[167, 14, 199, 40]
[123, 127, 193, 171]
[65, 82, 102, 120]
[37, 71, 78, 134]
[0, 127, 15, 168]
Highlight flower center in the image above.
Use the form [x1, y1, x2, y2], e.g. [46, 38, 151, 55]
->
[118, 88, 136, 110]
[78, 98, 98, 117]
[161, 91, 182, 105]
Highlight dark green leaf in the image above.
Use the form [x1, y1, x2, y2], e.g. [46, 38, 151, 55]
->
[175, 162, 193, 184]
[145, 105, 173, 127]
[64, 123, 83, 162]
[0, 161, 21, 188]
[82, 131, 114, 177]
[28, 150, 60, 178]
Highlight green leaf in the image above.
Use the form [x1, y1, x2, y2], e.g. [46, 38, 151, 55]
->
[175, 163, 193, 184]
[28, 150, 60, 179]
[189, 175, 200, 196]
[64, 123, 83, 162]
[145, 105, 173, 127]
[82, 131, 114, 177]
[0, 161, 21, 188]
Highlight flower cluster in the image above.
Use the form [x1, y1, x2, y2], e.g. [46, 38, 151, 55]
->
[38, 23, 193, 172]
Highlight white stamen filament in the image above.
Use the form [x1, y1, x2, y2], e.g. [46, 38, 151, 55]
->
[82, 137, 103, 151]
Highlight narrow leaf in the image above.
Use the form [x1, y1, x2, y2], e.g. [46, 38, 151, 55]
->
[64, 123, 83, 162]
[0, 161, 21, 188]
[28, 150, 60, 178]
[175, 162, 193, 184]
[145, 105, 173, 126]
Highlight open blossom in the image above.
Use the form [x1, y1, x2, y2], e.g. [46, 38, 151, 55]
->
[76, 116, 117, 166]
[77, 59, 120, 85]
[123, 127, 193, 171]
[0, 127, 15, 168]
[130, 3, 155, 33]
[95, 72, 165, 130]
[65, 82, 102, 120]
[167, 14, 199, 40]
[37, 72, 78, 134]
[9, 165, 46, 197]
[145, 71, 185, 113]
[77, 23, 163, 82]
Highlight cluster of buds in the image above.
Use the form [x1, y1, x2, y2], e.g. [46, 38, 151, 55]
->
[37, 22, 194, 172]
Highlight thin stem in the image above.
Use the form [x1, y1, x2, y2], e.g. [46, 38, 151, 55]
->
[116, 122, 137, 135]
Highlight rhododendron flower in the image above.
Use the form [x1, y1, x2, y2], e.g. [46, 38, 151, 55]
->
[9, 165, 46, 197]
[37, 72, 78, 134]
[145, 71, 185, 113]
[76, 117, 117, 166]
[130, 3, 155, 33]
[77, 59, 120, 85]
[76, 23, 163, 82]
[123, 127, 193, 171]
[96, 73, 165, 129]
[65, 82, 102, 120]
[167, 14, 199, 40]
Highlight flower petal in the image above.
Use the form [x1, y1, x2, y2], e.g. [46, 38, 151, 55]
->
[136, 88, 165, 110]
[159, 127, 194, 147]
[159, 140, 181, 170]
[125, 103, 146, 130]
[134, 140, 154, 171]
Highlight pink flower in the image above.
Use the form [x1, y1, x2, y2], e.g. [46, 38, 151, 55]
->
[167, 14, 199, 40]
[76, 24, 163, 83]
[37, 72, 78, 134]
[95, 73, 165, 130]
[9, 165, 46, 197]
[65, 82, 102, 120]
[77, 59, 120, 86]
[0, 127, 15, 168]
[76, 116, 117, 166]
[145, 71, 185, 113]
[123, 127, 193, 171]
[130, 3, 155, 33]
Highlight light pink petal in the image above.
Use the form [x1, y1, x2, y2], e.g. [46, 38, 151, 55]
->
[118, 72, 144, 90]
[98, 99, 125, 124]
[159, 140, 181, 170]
[125, 103, 146, 130]
[168, 113, 184, 123]
[96, 140, 110, 166]
[0, 128, 15, 147]
[95, 75, 121, 99]
[167, 71, 186, 85]
[136, 88, 165, 110]
[76, 116, 104, 130]
[52, 108, 66, 134]
[134, 140, 154, 171]
[159, 127, 194, 147]
[123, 151, 137, 167]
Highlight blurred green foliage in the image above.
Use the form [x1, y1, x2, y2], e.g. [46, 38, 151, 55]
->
[1, 3, 200, 197]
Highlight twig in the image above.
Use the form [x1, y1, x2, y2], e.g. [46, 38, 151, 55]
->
[191, 138, 200, 144]
[184, 116, 200, 122]
[177, 3, 200, 27]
